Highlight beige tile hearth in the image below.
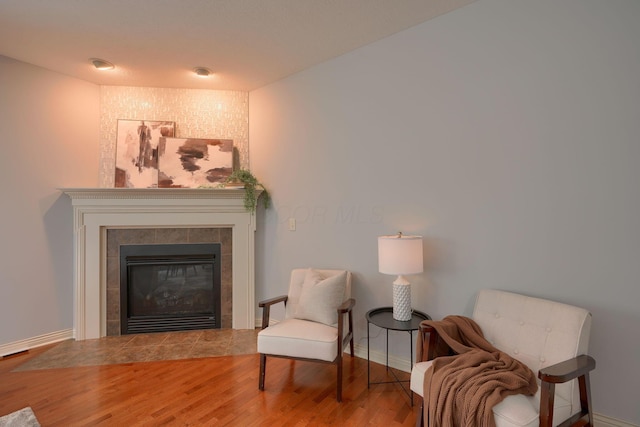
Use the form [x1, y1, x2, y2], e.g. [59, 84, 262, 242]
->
[13, 329, 258, 372]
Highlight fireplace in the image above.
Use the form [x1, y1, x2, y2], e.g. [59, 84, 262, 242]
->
[120, 243, 221, 334]
[62, 188, 259, 340]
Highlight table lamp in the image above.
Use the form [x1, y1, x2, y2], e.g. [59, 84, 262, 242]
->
[378, 232, 423, 321]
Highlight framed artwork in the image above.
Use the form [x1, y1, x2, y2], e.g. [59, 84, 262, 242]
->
[158, 138, 234, 188]
[114, 119, 175, 188]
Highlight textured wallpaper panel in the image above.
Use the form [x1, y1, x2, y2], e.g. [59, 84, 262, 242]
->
[99, 86, 248, 187]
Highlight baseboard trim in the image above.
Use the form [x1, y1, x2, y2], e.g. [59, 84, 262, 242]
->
[353, 342, 412, 373]
[594, 414, 639, 427]
[0, 329, 74, 358]
[254, 319, 278, 329]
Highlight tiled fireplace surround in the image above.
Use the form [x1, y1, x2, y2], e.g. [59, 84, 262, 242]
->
[105, 227, 233, 336]
[63, 188, 257, 340]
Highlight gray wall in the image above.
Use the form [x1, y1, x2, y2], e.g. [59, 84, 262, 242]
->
[249, 0, 640, 423]
[0, 56, 100, 344]
[0, 0, 638, 422]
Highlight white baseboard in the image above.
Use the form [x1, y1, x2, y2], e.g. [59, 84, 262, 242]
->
[353, 342, 412, 373]
[0, 329, 74, 358]
[594, 414, 639, 427]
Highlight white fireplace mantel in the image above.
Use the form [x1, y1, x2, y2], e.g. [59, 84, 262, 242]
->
[62, 188, 258, 340]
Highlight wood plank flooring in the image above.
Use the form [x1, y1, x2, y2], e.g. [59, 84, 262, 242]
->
[1, 344, 421, 426]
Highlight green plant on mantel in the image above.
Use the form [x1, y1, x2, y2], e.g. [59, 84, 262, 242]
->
[224, 169, 271, 214]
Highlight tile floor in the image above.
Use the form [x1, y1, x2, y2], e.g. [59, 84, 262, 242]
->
[13, 328, 259, 372]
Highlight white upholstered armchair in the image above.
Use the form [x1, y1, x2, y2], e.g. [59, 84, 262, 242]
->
[410, 289, 596, 427]
[257, 268, 355, 402]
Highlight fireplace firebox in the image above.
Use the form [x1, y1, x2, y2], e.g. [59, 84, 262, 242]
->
[120, 243, 221, 334]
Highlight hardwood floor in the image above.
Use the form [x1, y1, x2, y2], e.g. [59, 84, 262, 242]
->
[1, 344, 421, 426]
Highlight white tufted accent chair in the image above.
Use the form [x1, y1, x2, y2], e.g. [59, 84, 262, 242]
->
[257, 269, 355, 402]
[410, 289, 595, 427]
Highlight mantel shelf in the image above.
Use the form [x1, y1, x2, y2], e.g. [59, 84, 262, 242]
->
[60, 187, 250, 201]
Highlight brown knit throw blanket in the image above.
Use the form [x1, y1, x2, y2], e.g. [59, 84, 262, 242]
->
[422, 315, 538, 427]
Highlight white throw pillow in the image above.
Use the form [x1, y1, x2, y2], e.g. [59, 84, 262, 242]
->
[294, 269, 347, 326]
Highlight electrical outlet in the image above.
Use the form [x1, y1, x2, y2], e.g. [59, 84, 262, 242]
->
[288, 218, 296, 231]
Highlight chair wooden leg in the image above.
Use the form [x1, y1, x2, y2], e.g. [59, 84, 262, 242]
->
[539, 381, 555, 427]
[349, 312, 355, 356]
[259, 353, 266, 390]
[579, 373, 593, 427]
[416, 400, 424, 427]
[336, 356, 343, 402]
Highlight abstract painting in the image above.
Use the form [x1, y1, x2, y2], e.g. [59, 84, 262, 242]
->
[114, 119, 175, 188]
[158, 138, 234, 188]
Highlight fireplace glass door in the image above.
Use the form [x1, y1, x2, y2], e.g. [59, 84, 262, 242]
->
[120, 243, 221, 334]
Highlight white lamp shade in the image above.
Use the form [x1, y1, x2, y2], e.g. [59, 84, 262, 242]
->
[378, 234, 423, 275]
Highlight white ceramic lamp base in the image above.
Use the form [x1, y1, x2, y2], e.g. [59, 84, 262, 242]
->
[392, 280, 412, 321]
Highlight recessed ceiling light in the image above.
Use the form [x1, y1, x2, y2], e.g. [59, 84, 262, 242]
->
[90, 58, 114, 70]
[194, 67, 212, 77]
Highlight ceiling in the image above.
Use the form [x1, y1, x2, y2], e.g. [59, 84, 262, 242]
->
[0, 0, 475, 91]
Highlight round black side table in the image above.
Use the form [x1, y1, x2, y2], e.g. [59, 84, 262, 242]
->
[366, 307, 431, 405]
